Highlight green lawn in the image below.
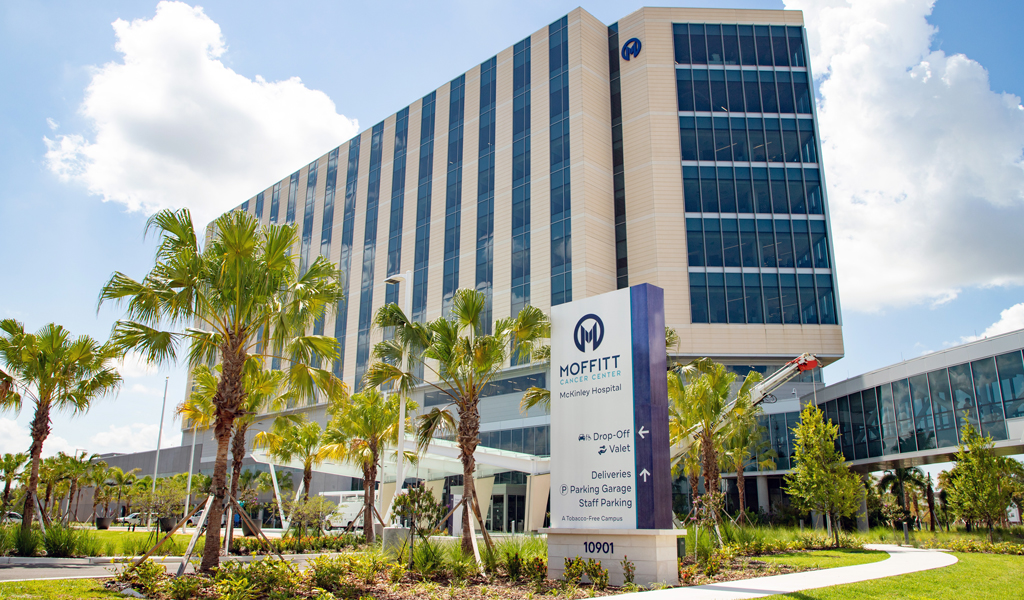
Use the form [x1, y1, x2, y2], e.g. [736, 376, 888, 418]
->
[755, 548, 887, 570]
[77, 529, 203, 556]
[764, 552, 1024, 600]
[0, 579, 119, 599]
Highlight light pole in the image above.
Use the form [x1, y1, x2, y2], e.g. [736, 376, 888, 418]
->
[382, 270, 412, 522]
[150, 376, 169, 528]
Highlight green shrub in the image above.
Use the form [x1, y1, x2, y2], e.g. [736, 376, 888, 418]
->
[412, 537, 446, 576]
[216, 557, 297, 598]
[506, 551, 524, 580]
[307, 554, 350, 591]
[620, 556, 635, 585]
[0, 525, 13, 555]
[352, 547, 389, 584]
[115, 559, 167, 597]
[13, 527, 40, 557]
[562, 556, 585, 585]
[526, 556, 546, 583]
[166, 574, 207, 600]
[388, 561, 407, 583]
[583, 559, 608, 590]
[102, 540, 117, 557]
[121, 535, 148, 557]
[76, 531, 102, 557]
[42, 525, 78, 558]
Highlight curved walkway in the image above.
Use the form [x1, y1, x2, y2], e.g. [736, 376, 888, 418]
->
[621, 544, 958, 599]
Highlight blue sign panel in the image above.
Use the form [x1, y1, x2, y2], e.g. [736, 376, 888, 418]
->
[621, 38, 642, 61]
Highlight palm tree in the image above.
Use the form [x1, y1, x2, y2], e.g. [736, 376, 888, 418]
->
[60, 451, 99, 523]
[719, 394, 775, 525]
[84, 461, 109, 521]
[668, 371, 703, 512]
[0, 320, 122, 533]
[0, 453, 28, 515]
[107, 466, 141, 518]
[99, 208, 345, 571]
[878, 466, 926, 525]
[320, 388, 417, 543]
[254, 415, 330, 503]
[366, 288, 548, 554]
[671, 358, 762, 524]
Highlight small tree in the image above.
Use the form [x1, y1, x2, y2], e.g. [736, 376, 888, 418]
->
[0, 453, 28, 515]
[720, 393, 775, 525]
[784, 404, 864, 546]
[946, 422, 1015, 540]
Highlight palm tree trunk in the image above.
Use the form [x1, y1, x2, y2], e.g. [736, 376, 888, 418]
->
[21, 402, 51, 534]
[2, 481, 12, 513]
[199, 341, 246, 573]
[229, 423, 248, 504]
[736, 468, 746, 526]
[302, 464, 312, 503]
[362, 462, 377, 544]
[699, 432, 720, 508]
[456, 402, 493, 555]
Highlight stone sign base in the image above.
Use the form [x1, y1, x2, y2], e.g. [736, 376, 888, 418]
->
[543, 528, 684, 587]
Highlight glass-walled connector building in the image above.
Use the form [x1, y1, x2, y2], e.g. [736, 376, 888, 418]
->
[185, 6, 844, 530]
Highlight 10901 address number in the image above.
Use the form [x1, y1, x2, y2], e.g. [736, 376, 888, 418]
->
[582, 541, 614, 554]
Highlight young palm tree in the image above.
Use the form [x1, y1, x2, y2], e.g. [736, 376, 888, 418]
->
[84, 460, 109, 521]
[107, 466, 141, 517]
[668, 371, 703, 512]
[719, 394, 775, 525]
[0, 320, 122, 533]
[320, 388, 417, 543]
[672, 358, 762, 524]
[61, 451, 100, 523]
[99, 208, 345, 571]
[0, 453, 28, 515]
[253, 415, 331, 503]
[366, 288, 548, 554]
[878, 466, 927, 520]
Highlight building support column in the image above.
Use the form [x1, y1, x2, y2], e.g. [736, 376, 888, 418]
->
[857, 493, 869, 532]
[756, 476, 769, 514]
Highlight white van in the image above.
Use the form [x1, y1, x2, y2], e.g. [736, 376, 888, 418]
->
[322, 491, 365, 531]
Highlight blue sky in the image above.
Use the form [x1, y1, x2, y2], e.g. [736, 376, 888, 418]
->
[1, 0, 1022, 457]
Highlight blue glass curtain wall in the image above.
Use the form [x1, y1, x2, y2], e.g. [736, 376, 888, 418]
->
[816, 348, 1024, 462]
[298, 159, 319, 275]
[286, 171, 299, 224]
[332, 136, 361, 378]
[412, 92, 437, 326]
[313, 147, 341, 337]
[354, 123, 386, 388]
[549, 16, 572, 306]
[254, 192, 264, 221]
[269, 182, 281, 224]
[442, 75, 466, 315]
[476, 58, 498, 331]
[385, 107, 411, 311]
[511, 38, 532, 322]
[609, 24, 629, 289]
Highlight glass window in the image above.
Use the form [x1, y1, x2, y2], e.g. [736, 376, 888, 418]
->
[722, 24, 740, 65]
[690, 24, 707, 65]
[730, 117, 748, 160]
[736, 167, 753, 212]
[838, 395, 854, 459]
[816, 274, 837, 325]
[753, 167, 771, 212]
[948, 363, 980, 434]
[863, 387, 883, 457]
[799, 274, 818, 324]
[769, 167, 787, 214]
[765, 119, 783, 163]
[760, 71, 778, 113]
[810, 220, 829, 268]
[909, 374, 936, 451]
[672, 24, 690, 64]
[775, 219, 794, 267]
[757, 219, 776, 267]
[744, 272, 763, 323]
[769, 413, 789, 470]
[710, 70, 728, 112]
[780, 274, 800, 324]
[726, 71, 744, 112]
[719, 167, 736, 212]
[798, 120, 817, 163]
[676, 70, 694, 111]
[714, 117, 732, 160]
[697, 117, 715, 160]
[700, 166, 718, 211]
[777, 71, 795, 114]
[706, 24, 723, 64]
[788, 168, 807, 214]
[771, 26, 790, 67]
[739, 219, 758, 267]
[754, 25, 773, 66]
[792, 220, 811, 267]
[788, 26, 805, 67]
[707, 272, 727, 323]
[928, 369, 959, 448]
[893, 379, 917, 453]
[738, 25, 756, 66]
[743, 71, 761, 113]
[878, 383, 899, 455]
[693, 69, 711, 112]
[686, 218, 704, 266]
[680, 117, 698, 161]
[689, 272, 709, 323]
[722, 218, 740, 266]
[703, 218, 723, 266]
[726, 273, 745, 323]
[762, 273, 782, 323]
[996, 351, 1024, 419]
[782, 118, 801, 162]
[793, 72, 811, 113]
[972, 357, 1008, 440]
[683, 166, 701, 211]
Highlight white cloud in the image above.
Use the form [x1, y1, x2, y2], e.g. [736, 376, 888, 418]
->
[0, 418, 75, 457]
[116, 351, 159, 379]
[46, 118, 59, 131]
[44, 1, 358, 227]
[89, 423, 161, 454]
[786, 0, 1024, 312]
[962, 302, 1024, 343]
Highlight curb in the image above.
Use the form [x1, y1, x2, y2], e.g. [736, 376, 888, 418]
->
[0, 552, 345, 567]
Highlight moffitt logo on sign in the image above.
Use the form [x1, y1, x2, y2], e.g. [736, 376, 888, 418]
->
[574, 314, 604, 352]
[621, 37, 642, 61]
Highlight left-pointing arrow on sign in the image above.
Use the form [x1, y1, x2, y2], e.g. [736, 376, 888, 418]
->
[637, 426, 648, 439]
[639, 468, 651, 482]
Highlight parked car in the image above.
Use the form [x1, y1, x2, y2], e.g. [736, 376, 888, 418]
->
[1, 511, 22, 524]
[121, 513, 149, 526]
[324, 491, 365, 531]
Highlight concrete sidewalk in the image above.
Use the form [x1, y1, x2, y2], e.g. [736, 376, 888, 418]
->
[617, 545, 957, 599]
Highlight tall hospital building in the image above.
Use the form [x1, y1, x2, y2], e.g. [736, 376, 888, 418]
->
[171, 6, 843, 529]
